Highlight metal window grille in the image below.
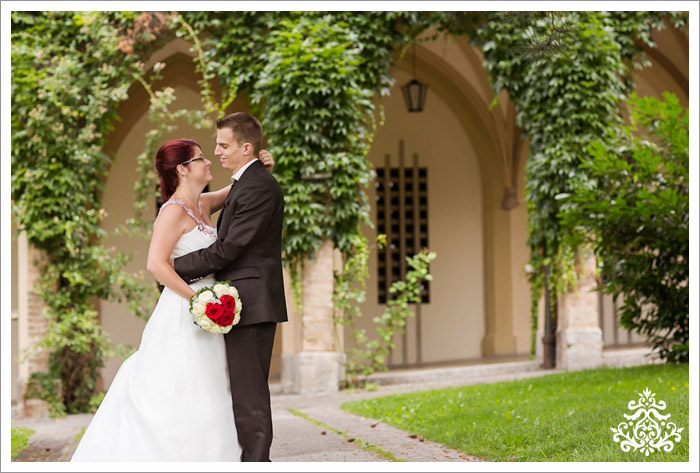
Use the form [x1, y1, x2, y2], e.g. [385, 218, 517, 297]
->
[376, 155, 429, 304]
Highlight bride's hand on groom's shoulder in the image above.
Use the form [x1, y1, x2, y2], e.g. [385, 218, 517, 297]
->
[259, 150, 274, 171]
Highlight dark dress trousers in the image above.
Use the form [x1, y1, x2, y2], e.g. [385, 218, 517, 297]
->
[174, 159, 287, 461]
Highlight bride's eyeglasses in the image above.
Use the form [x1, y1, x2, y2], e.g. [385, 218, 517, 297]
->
[181, 156, 205, 165]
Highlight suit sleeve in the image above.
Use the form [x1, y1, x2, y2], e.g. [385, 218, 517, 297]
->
[173, 175, 276, 282]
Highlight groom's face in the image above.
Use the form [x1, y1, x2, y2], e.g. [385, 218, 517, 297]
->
[215, 127, 252, 174]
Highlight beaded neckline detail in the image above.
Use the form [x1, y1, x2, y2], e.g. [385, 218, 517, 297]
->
[155, 198, 217, 238]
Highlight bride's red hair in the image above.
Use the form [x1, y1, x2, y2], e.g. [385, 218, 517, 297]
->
[154, 139, 200, 202]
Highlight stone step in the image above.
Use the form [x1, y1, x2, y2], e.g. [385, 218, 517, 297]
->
[367, 359, 541, 386]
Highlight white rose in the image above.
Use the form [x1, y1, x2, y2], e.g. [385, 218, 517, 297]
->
[212, 322, 227, 334]
[197, 290, 214, 303]
[198, 316, 213, 330]
[192, 301, 206, 314]
[213, 284, 228, 297]
[227, 286, 239, 297]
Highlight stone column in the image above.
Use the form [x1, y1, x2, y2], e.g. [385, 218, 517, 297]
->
[534, 294, 545, 364]
[556, 252, 603, 370]
[17, 233, 51, 417]
[281, 239, 344, 394]
[481, 184, 517, 357]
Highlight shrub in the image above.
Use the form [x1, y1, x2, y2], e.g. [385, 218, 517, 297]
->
[23, 372, 66, 418]
[562, 93, 688, 362]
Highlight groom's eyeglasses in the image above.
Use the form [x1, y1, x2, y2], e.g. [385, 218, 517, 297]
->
[181, 156, 205, 165]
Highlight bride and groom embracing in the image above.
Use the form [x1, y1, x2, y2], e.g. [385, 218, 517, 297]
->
[71, 112, 287, 462]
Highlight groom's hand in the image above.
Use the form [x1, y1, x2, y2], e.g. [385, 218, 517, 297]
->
[259, 149, 274, 171]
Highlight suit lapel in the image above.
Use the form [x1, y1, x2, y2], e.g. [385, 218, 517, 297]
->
[234, 160, 262, 190]
[216, 160, 263, 233]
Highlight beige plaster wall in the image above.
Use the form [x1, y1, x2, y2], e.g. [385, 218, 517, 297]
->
[509, 166, 532, 354]
[632, 23, 688, 107]
[635, 65, 688, 107]
[352, 68, 485, 366]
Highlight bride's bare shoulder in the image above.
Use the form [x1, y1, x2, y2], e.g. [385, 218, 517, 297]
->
[153, 201, 189, 233]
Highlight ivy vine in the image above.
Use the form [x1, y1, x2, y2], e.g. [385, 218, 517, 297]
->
[11, 11, 166, 412]
[333, 234, 436, 387]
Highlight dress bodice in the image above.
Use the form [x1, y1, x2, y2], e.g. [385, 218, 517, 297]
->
[155, 199, 217, 258]
[171, 225, 217, 258]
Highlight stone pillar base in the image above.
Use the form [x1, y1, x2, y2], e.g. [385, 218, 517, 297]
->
[22, 399, 50, 418]
[281, 352, 345, 395]
[557, 327, 603, 370]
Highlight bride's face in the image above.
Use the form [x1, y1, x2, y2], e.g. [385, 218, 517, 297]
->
[183, 146, 213, 185]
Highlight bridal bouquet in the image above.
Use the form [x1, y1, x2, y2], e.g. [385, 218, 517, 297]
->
[189, 281, 242, 334]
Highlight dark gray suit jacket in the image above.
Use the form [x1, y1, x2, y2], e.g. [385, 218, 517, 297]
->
[174, 160, 288, 326]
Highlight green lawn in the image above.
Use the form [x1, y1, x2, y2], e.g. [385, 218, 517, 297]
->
[342, 364, 689, 462]
[11, 426, 35, 459]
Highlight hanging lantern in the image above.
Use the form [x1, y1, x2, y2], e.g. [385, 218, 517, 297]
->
[401, 79, 429, 113]
[401, 43, 429, 113]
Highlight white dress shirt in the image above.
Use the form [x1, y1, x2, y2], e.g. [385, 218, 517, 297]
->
[232, 158, 259, 182]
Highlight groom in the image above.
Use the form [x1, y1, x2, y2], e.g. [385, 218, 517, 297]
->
[173, 112, 288, 462]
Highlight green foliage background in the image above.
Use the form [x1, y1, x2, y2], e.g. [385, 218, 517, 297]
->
[11, 11, 688, 412]
[11, 11, 164, 412]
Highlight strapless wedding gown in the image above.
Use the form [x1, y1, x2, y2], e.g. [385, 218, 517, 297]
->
[71, 218, 242, 461]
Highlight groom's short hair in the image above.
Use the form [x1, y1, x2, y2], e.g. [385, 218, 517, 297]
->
[217, 112, 263, 157]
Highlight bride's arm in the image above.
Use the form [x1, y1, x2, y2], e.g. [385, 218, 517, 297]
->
[199, 150, 275, 215]
[147, 206, 197, 300]
[199, 183, 232, 216]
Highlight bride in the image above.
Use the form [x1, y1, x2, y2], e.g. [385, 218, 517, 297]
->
[71, 139, 273, 461]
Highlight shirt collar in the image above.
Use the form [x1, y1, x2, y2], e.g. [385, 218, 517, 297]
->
[232, 158, 259, 182]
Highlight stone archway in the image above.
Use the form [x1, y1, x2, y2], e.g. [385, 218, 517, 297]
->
[404, 38, 529, 358]
[341, 35, 533, 373]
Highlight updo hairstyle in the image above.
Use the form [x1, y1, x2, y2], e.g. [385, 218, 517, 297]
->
[154, 138, 200, 202]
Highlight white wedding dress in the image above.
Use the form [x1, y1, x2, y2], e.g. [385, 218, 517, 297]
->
[71, 200, 242, 462]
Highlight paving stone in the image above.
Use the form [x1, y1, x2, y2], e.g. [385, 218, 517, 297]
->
[12, 413, 92, 462]
[271, 408, 387, 462]
[297, 405, 482, 461]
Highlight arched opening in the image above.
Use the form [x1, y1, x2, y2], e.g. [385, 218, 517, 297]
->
[350, 37, 528, 368]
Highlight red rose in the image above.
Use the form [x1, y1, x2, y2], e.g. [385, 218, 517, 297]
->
[205, 302, 224, 322]
[218, 311, 234, 327]
[220, 295, 236, 312]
